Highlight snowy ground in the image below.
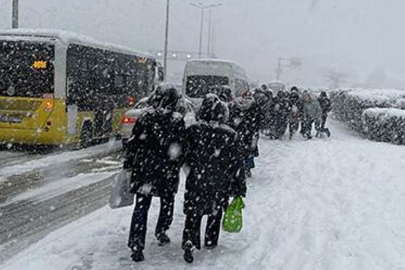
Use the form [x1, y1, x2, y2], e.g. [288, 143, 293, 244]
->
[0, 141, 123, 264]
[1, 118, 405, 270]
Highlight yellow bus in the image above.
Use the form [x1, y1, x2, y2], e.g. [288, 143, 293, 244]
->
[0, 29, 162, 148]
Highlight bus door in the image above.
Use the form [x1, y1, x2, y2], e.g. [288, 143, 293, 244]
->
[94, 94, 113, 138]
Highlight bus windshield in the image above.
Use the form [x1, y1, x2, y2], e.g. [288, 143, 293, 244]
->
[0, 40, 55, 98]
[185, 75, 229, 98]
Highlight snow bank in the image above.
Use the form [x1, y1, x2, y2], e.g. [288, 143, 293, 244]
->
[363, 108, 405, 119]
[361, 108, 405, 144]
[331, 88, 405, 145]
[339, 88, 405, 108]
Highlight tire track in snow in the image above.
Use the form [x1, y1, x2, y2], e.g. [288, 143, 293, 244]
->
[0, 174, 116, 265]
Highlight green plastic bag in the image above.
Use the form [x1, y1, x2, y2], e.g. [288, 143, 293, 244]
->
[222, 197, 245, 233]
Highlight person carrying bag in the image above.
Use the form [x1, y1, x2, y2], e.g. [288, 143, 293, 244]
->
[181, 95, 246, 263]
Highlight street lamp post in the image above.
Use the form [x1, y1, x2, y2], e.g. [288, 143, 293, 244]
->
[163, 0, 170, 82]
[191, 2, 222, 59]
[12, 0, 19, 28]
[207, 9, 212, 56]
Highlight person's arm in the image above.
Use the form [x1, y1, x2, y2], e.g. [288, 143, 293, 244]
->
[123, 118, 146, 169]
[173, 118, 188, 166]
[229, 134, 247, 197]
[326, 99, 332, 112]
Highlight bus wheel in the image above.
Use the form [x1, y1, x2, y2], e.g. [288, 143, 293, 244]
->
[79, 122, 93, 149]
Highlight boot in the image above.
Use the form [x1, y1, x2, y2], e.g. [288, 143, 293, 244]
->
[157, 233, 171, 246]
[204, 243, 217, 250]
[183, 242, 194, 263]
[131, 247, 144, 262]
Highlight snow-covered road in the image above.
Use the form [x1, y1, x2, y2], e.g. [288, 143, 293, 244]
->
[1, 119, 405, 270]
[0, 141, 123, 264]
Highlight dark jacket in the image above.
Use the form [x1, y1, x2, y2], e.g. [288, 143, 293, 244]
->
[124, 109, 186, 197]
[228, 97, 261, 158]
[289, 92, 303, 115]
[273, 92, 292, 117]
[183, 121, 246, 216]
[318, 96, 332, 114]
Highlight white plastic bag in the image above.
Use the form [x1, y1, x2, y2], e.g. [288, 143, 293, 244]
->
[109, 170, 134, 209]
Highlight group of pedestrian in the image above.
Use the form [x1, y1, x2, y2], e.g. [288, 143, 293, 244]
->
[121, 85, 330, 264]
[123, 86, 249, 264]
[256, 85, 332, 140]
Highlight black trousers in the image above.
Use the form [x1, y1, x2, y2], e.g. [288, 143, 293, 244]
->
[182, 209, 223, 250]
[275, 116, 289, 139]
[128, 194, 175, 250]
[321, 113, 328, 130]
[289, 118, 300, 136]
[302, 118, 320, 137]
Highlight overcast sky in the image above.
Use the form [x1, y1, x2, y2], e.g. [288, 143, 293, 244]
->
[1, 0, 404, 87]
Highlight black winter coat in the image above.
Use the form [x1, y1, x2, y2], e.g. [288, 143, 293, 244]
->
[183, 121, 246, 216]
[318, 97, 332, 114]
[228, 99, 261, 158]
[289, 93, 303, 117]
[273, 96, 292, 117]
[124, 109, 186, 197]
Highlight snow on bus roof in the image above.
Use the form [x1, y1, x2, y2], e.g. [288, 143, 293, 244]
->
[187, 58, 248, 77]
[188, 58, 243, 66]
[0, 28, 155, 59]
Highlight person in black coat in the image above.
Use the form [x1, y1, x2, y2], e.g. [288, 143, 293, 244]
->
[182, 95, 246, 263]
[317, 91, 332, 132]
[253, 87, 271, 131]
[272, 91, 292, 139]
[123, 87, 186, 262]
[228, 91, 261, 177]
[288, 88, 303, 139]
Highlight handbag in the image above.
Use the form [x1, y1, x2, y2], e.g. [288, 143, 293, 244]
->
[222, 196, 245, 233]
[109, 169, 134, 209]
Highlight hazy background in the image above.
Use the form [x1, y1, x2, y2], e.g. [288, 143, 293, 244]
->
[1, 0, 404, 88]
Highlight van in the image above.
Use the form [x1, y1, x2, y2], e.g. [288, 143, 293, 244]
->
[182, 59, 249, 104]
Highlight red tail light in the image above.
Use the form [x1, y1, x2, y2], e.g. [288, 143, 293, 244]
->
[129, 96, 135, 107]
[122, 116, 137, 124]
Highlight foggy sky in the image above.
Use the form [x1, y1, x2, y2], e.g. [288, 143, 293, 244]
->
[1, 0, 404, 88]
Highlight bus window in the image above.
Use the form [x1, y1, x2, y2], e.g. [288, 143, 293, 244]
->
[185, 75, 229, 98]
[0, 41, 55, 98]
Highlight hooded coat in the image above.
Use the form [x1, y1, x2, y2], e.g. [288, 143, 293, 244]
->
[124, 90, 186, 198]
[317, 92, 332, 114]
[228, 96, 261, 158]
[302, 94, 322, 121]
[183, 96, 246, 216]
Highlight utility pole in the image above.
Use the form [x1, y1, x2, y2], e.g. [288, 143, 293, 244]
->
[276, 57, 282, 81]
[207, 9, 212, 56]
[198, 7, 204, 59]
[191, 2, 222, 59]
[12, 0, 19, 28]
[163, 0, 170, 82]
[275, 57, 302, 81]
